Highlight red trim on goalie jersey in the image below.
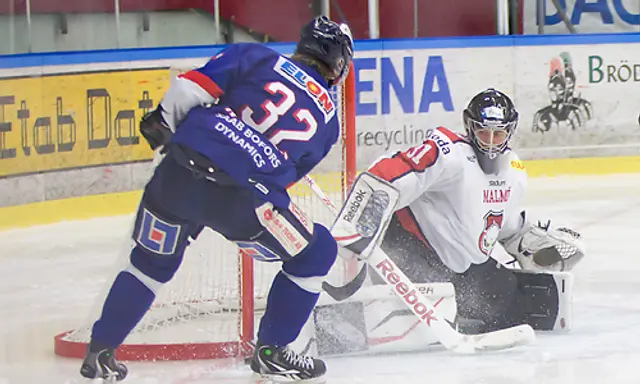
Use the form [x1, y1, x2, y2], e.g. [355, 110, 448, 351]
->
[179, 70, 224, 99]
[369, 153, 412, 183]
[369, 127, 469, 183]
[395, 207, 434, 250]
[435, 126, 467, 144]
[369, 143, 438, 183]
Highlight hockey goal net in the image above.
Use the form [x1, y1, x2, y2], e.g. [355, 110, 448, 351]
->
[54, 63, 357, 361]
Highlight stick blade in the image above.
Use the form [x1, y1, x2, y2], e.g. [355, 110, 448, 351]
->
[457, 324, 536, 353]
[321, 264, 368, 301]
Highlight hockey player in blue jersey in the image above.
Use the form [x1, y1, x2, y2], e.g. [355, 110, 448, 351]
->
[80, 16, 353, 383]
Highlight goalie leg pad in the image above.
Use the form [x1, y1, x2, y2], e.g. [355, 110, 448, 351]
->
[513, 270, 573, 332]
[453, 259, 527, 333]
[292, 283, 457, 356]
[312, 301, 369, 355]
[454, 261, 573, 333]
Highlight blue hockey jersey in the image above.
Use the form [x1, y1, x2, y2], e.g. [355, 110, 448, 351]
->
[169, 43, 341, 208]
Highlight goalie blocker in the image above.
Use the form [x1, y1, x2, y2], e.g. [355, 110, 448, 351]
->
[330, 173, 399, 259]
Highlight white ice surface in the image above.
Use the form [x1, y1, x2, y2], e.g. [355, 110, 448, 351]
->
[2, 174, 640, 384]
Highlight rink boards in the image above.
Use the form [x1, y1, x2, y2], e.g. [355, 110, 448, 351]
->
[0, 33, 639, 228]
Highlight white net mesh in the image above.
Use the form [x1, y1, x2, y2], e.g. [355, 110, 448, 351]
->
[56, 66, 354, 360]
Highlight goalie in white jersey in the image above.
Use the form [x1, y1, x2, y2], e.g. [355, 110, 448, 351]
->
[367, 88, 585, 333]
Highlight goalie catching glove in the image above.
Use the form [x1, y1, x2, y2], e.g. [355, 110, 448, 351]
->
[501, 212, 585, 272]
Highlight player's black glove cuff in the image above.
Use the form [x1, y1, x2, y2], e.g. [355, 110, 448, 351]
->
[140, 107, 173, 150]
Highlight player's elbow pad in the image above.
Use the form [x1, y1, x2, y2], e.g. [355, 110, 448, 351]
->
[140, 107, 174, 150]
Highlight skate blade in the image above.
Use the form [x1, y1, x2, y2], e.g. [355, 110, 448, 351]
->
[87, 377, 117, 384]
[252, 372, 326, 384]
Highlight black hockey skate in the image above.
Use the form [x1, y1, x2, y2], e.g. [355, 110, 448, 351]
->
[80, 345, 128, 382]
[250, 343, 326, 383]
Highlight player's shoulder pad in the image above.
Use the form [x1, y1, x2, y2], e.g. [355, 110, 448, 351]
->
[399, 127, 467, 172]
[218, 43, 278, 65]
[231, 42, 273, 53]
[234, 43, 280, 59]
[428, 127, 470, 156]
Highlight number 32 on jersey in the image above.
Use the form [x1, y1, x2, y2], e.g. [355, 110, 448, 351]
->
[241, 82, 318, 146]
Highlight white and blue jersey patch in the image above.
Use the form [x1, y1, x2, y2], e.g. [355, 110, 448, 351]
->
[273, 56, 336, 123]
[237, 241, 282, 262]
[136, 208, 182, 255]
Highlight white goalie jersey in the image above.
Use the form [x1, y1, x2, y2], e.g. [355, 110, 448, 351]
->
[368, 127, 528, 273]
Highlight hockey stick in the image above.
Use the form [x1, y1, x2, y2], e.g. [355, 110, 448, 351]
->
[321, 261, 367, 301]
[304, 175, 535, 353]
[303, 175, 369, 301]
[366, 247, 534, 353]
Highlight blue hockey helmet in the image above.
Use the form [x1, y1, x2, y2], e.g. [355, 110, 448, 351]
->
[296, 16, 354, 87]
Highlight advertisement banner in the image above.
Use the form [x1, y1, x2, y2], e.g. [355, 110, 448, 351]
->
[0, 69, 167, 177]
[523, 0, 640, 34]
[351, 40, 640, 167]
[1, 36, 640, 195]
[512, 45, 640, 159]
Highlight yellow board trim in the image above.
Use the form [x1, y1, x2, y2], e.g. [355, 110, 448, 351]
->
[524, 156, 640, 177]
[3, 156, 640, 230]
[2, 190, 143, 230]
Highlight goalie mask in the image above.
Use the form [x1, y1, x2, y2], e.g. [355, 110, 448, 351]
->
[463, 89, 519, 174]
